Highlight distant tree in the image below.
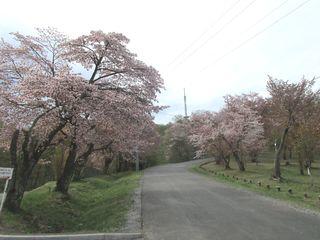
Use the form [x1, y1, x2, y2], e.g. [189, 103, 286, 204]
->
[291, 98, 320, 175]
[139, 124, 167, 167]
[189, 97, 265, 171]
[216, 104, 264, 171]
[189, 111, 231, 169]
[164, 116, 194, 162]
[224, 94, 266, 164]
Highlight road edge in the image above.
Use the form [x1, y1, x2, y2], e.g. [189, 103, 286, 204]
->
[0, 232, 143, 240]
[121, 172, 143, 234]
[191, 162, 320, 218]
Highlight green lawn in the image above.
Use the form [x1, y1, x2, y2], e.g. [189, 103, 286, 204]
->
[192, 152, 320, 212]
[0, 172, 141, 234]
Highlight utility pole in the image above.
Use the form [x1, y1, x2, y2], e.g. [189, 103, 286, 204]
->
[184, 88, 188, 118]
[135, 146, 139, 171]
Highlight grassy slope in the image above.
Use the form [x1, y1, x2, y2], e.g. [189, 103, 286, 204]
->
[0, 172, 141, 234]
[192, 152, 320, 212]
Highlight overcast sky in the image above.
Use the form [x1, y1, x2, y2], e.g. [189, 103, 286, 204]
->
[1, 0, 319, 124]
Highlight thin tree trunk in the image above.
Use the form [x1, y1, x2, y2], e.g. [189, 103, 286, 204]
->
[283, 145, 287, 161]
[289, 148, 293, 161]
[298, 154, 304, 175]
[103, 155, 113, 174]
[55, 141, 77, 194]
[273, 126, 289, 179]
[73, 162, 84, 182]
[73, 144, 94, 181]
[233, 152, 245, 171]
[285, 147, 292, 166]
[223, 155, 231, 170]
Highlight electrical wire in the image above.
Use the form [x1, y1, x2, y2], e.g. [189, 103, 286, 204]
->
[200, 0, 312, 73]
[168, 0, 241, 67]
[171, 0, 257, 71]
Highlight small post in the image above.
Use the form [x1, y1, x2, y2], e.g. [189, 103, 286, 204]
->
[0, 178, 10, 216]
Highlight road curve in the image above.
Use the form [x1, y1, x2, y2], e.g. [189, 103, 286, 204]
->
[142, 160, 320, 240]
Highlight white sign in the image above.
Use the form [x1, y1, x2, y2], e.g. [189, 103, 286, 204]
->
[0, 168, 13, 179]
[0, 168, 13, 217]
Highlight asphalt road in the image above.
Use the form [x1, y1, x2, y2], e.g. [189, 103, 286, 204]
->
[142, 160, 320, 240]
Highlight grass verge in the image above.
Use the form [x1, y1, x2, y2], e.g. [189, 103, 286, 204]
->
[191, 160, 320, 212]
[0, 171, 141, 234]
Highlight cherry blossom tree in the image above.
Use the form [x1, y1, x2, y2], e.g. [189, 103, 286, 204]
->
[290, 93, 320, 175]
[73, 115, 160, 180]
[54, 30, 164, 193]
[224, 93, 266, 163]
[0, 28, 86, 211]
[189, 111, 231, 168]
[220, 100, 264, 171]
[189, 96, 264, 171]
[266, 76, 318, 179]
[0, 28, 164, 210]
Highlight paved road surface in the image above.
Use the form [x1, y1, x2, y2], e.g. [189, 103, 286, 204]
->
[142, 160, 320, 240]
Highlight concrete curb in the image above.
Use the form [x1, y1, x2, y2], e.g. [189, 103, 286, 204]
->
[0, 232, 143, 240]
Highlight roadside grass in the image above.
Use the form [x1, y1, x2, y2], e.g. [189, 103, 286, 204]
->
[0, 171, 141, 234]
[191, 153, 320, 212]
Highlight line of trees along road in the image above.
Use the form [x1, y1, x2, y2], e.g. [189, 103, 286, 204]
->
[166, 76, 320, 180]
[1, 28, 318, 213]
[0, 28, 164, 212]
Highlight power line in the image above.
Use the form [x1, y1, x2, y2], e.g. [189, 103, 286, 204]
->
[168, 0, 241, 67]
[200, 0, 312, 73]
[171, 0, 257, 71]
[241, 0, 289, 35]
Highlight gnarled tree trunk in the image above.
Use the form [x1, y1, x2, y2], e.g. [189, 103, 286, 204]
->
[6, 122, 65, 212]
